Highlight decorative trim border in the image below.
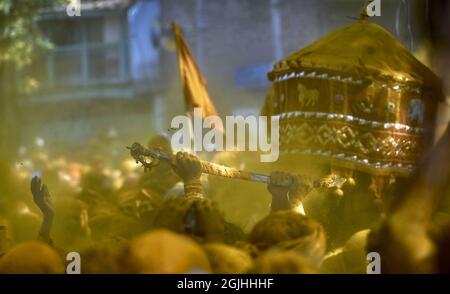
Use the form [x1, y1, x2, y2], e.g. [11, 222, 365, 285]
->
[274, 111, 424, 134]
[280, 149, 415, 177]
[271, 70, 423, 94]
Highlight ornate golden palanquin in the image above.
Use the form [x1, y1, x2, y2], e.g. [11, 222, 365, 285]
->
[263, 20, 443, 177]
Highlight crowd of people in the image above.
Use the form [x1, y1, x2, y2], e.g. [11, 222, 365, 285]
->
[0, 125, 449, 274]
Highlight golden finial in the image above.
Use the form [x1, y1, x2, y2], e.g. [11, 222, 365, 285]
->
[359, 0, 374, 21]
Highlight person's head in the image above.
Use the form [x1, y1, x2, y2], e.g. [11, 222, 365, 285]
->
[203, 243, 252, 274]
[116, 188, 156, 220]
[249, 211, 326, 265]
[152, 196, 225, 243]
[0, 241, 64, 274]
[320, 229, 371, 274]
[147, 134, 172, 153]
[120, 229, 211, 274]
[88, 203, 142, 241]
[79, 242, 127, 273]
[248, 250, 317, 274]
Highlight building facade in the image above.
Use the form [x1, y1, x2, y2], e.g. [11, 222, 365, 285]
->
[18, 0, 431, 154]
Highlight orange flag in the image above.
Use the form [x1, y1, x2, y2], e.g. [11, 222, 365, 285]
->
[172, 22, 219, 119]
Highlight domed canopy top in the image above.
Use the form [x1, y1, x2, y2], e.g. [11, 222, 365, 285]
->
[264, 20, 443, 177]
[269, 20, 441, 95]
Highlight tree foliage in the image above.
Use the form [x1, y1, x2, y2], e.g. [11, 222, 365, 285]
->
[0, 0, 61, 68]
[0, 0, 66, 155]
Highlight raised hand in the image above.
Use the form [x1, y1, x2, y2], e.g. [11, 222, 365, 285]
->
[30, 176, 54, 244]
[268, 172, 314, 212]
[172, 152, 202, 184]
[268, 171, 297, 211]
[31, 176, 54, 217]
[172, 152, 203, 197]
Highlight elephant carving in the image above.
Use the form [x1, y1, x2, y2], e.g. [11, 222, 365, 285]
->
[297, 83, 319, 107]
